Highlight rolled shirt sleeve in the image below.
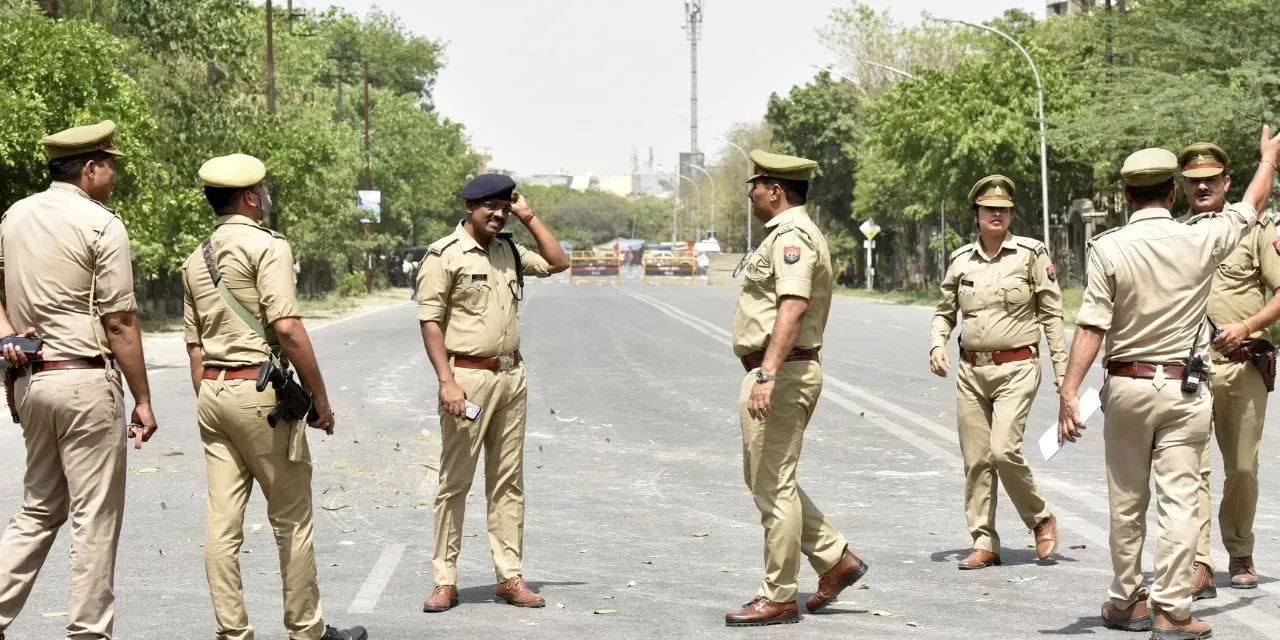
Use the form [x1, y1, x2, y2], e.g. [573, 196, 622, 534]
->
[1075, 245, 1115, 332]
[1032, 248, 1068, 379]
[930, 259, 960, 351]
[516, 243, 552, 278]
[257, 237, 301, 325]
[93, 218, 137, 315]
[416, 252, 451, 324]
[772, 230, 816, 299]
[182, 268, 200, 346]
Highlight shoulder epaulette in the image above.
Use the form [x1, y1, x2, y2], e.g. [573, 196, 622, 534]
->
[1184, 212, 1214, 226]
[1013, 235, 1048, 255]
[949, 243, 976, 262]
[1259, 210, 1272, 226]
[427, 235, 460, 256]
[1089, 227, 1121, 242]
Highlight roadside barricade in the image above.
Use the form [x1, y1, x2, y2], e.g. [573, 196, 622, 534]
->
[642, 251, 697, 285]
[569, 250, 620, 284]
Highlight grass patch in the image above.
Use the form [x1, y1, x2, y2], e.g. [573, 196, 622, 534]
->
[839, 285, 1086, 327]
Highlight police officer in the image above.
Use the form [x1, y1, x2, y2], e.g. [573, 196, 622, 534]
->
[724, 150, 868, 627]
[417, 174, 569, 613]
[0, 121, 157, 640]
[1059, 131, 1280, 638]
[182, 154, 365, 640]
[1178, 143, 1280, 599]
[929, 175, 1065, 570]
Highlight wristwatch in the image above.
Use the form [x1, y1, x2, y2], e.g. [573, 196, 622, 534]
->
[755, 370, 777, 383]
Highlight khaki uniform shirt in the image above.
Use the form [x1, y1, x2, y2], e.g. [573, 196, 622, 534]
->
[930, 234, 1068, 379]
[182, 214, 301, 367]
[1077, 204, 1257, 364]
[416, 223, 552, 357]
[0, 182, 136, 361]
[732, 206, 831, 358]
[1202, 210, 1280, 352]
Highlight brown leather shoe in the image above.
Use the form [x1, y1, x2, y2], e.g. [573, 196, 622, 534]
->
[1100, 589, 1151, 632]
[724, 596, 799, 627]
[1152, 609, 1212, 639]
[422, 585, 458, 613]
[805, 546, 869, 612]
[495, 576, 545, 608]
[1033, 515, 1059, 560]
[958, 548, 1001, 570]
[1191, 562, 1217, 601]
[1229, 556, 1258, 589]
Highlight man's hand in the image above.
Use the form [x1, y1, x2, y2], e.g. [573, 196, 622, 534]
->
[440, 380, 467, 420]
[1, 327, 40, 366]
[748, 379, 775, 422]
[1057, 390, 1086, 445]
[308, 396, 335, 433]
[1261, 124, 1280, 164]
[1213, 323, 1252, 354]
[127, 403, 158, 450]
[511, 191, 535, 224]
[928, 347, 950, 377]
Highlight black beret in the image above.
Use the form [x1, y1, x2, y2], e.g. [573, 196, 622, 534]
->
[459, 173, 516, 201]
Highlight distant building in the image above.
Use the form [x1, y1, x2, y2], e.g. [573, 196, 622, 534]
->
[520, 174, 573, 188]
[1048, 0, 1137, 16]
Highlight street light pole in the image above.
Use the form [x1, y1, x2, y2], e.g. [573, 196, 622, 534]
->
[936, 17, 1050, 253]
[678, 174, 702, 242]
[713, 137, 753, 251]
[811, 61, 916, 82]
[687, 163, 716, 237]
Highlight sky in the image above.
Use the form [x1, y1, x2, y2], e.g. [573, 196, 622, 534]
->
[327, 0, 1046, 176]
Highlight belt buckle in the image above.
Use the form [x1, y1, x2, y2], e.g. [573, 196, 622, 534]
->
[974, 351, 995, 366]
[497, 354, 516, 372]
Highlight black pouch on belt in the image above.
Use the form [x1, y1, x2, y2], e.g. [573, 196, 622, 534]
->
[1248, 340, 1276, 392]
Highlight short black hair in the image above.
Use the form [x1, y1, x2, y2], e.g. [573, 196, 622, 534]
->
[1125, 179, 1176, 207]
[204, 186, 247, 214]
[759, 177, 808, 206]
[48, 150, 114, 183]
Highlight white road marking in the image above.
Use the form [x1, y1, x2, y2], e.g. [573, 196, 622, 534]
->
[620, 284, 1280, 635]
[347, 543, 407, 614]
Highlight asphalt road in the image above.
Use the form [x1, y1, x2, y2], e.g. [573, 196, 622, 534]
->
[2, 269, 1279, 639]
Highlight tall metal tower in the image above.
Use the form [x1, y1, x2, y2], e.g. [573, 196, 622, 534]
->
[683, 1, 704, 154]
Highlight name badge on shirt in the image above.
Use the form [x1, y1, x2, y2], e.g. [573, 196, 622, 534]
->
[469, 274, 488, 282]
[960, 279, 974, 287]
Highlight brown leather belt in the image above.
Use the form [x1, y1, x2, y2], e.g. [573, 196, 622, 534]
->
[1106, 361, 1186, 380]
[24, 357, 108, 377]
[740, 347, 821, 372]
[203, 365, 263, 381]
[961, 346, 1035, 366]
[453, 351, 522, 372]
[1221, 340, 1261, 363]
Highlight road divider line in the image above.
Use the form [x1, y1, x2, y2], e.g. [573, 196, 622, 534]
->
[346, 543, 406, 614]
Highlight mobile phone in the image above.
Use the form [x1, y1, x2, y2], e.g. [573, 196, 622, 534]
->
[463, 399, 483, 422]
[0, 335, 42, 357]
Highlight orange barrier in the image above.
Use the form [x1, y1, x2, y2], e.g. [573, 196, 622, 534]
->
[569, 250, 620, 284]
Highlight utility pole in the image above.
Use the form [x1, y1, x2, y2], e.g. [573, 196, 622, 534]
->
[361, 59, 372, 190]
[683, 1, 703, 154]
[266, 0, 277, 115]
[328, 40, 352, 122]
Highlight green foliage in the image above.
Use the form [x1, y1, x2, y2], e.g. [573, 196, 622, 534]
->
[0, 2, 471, 297]
[504, 186, 673, 249]
[765, 72, 862, 236]
[338, 271, 366, 297]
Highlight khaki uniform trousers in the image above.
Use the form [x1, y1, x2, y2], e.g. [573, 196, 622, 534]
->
[432, 363, 529, 587]
[738, 360, 847, 603]
[1102, 374, 1211, 621]
[198, 377, 324, 640]
[955, 358, 1051, 552]
[0, 369, 125, 640]
[1196, 360, 1267, 567]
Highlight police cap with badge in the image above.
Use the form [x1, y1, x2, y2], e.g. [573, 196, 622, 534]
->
[746, 149, 818, 183]
[41, 120, 126, 160]
[459, 173, 517, 203]
[968, 175, 1015, 208]
[1121, 148, 1179, 187]
[1179, 143, 1229, 179]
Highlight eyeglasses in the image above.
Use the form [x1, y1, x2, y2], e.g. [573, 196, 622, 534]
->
[480, 200, 513, 213]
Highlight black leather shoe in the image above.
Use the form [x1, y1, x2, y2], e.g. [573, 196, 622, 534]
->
[321, 624, 368, 640]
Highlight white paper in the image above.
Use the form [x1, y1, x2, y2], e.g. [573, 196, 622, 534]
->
[1039, 387, 1101, 461]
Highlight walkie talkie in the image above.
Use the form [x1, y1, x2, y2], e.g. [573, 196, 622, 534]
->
[1182, 355, 1206, 394]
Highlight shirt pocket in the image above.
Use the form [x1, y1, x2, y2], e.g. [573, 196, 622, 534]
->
[743, 251, 772, 285]
[999, 274, 1033, 308]
[456, 273, 493, 315]
[1218, 260, 1255, 281]
[957, 278, 981, 314]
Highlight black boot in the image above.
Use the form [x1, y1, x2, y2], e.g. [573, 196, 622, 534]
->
[321, 624, 368, 640]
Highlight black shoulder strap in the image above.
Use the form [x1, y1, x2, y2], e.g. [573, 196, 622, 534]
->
[502, 236, 525, 300]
